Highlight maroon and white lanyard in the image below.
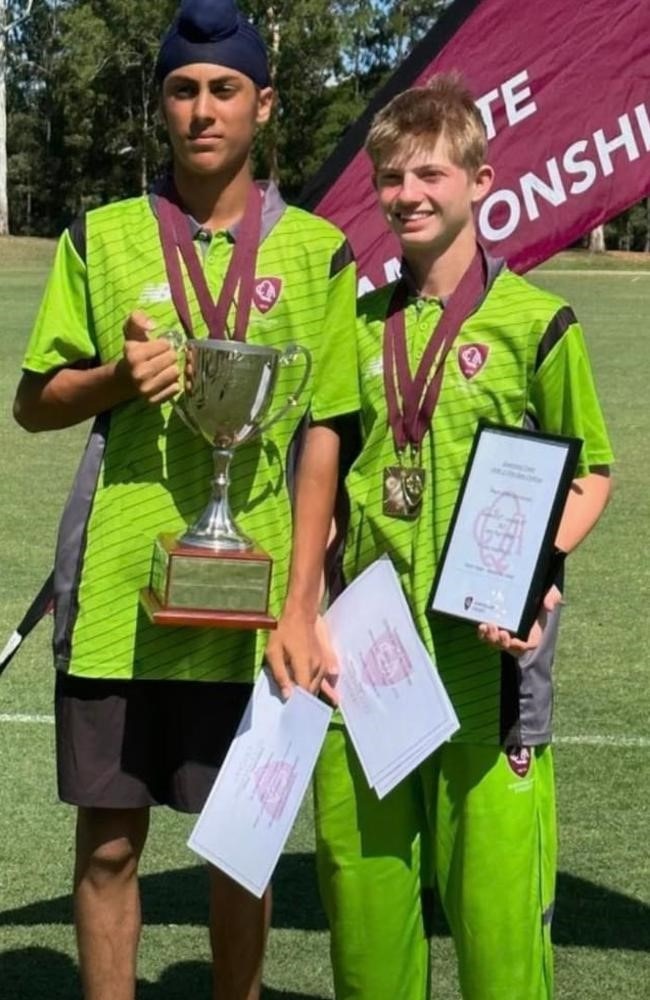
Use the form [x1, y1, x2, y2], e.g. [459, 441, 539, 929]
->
[156, 180, 262, 341]
[383, 248, 486, 453]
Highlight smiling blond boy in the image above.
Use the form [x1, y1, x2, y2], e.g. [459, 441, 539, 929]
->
[315, 74, 613, 1000]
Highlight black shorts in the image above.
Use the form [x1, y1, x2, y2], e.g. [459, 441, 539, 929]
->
[54, 671, 253, 813]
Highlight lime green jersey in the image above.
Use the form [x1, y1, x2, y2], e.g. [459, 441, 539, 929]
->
[24, 183, 359, 681]
[344, 262, 613, 744]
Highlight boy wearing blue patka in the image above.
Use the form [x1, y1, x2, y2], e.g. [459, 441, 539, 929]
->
[14, 1, 358, 997]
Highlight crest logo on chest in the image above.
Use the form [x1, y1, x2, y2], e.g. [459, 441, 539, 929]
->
[458, 342, 489, 379]
[253, 277, 283, 313]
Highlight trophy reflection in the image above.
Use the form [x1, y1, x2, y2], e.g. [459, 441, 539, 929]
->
[140, 337, 311, 630]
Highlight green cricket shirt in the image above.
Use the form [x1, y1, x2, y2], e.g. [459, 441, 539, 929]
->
[344, 262, 613, 744]
[23, 183, 359, 681]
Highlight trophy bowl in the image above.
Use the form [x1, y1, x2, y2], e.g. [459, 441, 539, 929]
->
[180, 338, 311, 551]
[183, 338, 280, 450]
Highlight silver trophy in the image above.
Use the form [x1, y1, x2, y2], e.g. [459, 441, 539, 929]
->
[142, 337, 311, 628]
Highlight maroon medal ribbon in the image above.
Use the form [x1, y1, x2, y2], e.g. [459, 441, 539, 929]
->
[156, 180, 263, 341]
[383, 248, 486, 452]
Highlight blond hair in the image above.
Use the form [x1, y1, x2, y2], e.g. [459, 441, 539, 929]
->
[365, 73, 487, 174]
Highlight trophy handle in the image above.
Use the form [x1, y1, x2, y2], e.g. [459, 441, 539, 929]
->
[255, 344, 312, 436]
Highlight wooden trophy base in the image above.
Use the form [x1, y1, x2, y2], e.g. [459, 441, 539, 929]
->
[140, 533, 277, 630]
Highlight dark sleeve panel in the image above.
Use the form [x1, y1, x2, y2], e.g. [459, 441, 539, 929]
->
[309, 412, 363, 476]
[534, 305, 577, 372]
[329, 239, 355, 278]
[68, 213, 87, 263]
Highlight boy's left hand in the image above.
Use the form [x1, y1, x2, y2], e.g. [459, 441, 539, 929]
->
[265, 608, 338, 701]
[477, 585, 563, 656]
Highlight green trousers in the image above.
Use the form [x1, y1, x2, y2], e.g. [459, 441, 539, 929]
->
[314, 723, 556, 1000]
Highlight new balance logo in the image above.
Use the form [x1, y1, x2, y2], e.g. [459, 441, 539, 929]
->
[138, 282, 171, 305]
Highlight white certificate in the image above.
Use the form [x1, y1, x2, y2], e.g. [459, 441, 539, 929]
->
[431, 422, 580, 636]
[326, 558, 459, 798]
[188, 670, 332, 898]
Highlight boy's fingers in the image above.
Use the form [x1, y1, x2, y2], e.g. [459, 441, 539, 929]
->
[320, 676, 340, 707]
[543, 585, 563, 612]
[124, 311, 156, 342]
[264, 642, 293, 701]
[290, 656, 321, 694]
[271, 665, 293, 701]
[315, 617, 339, 673]
[148, 381, 182, 404]
[478, 622, 500, 644]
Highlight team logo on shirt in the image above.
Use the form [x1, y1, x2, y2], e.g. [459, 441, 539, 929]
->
[506, 746, 532, 778]
[253, 276, 283, 313]
[458, 342, 489, 379]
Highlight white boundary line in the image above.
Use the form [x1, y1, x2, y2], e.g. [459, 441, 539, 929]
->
[0, 713, 54, 724]
[555, 735, 650, 749]
[1, 713, 647, 747]
[536, 269, 650, 276]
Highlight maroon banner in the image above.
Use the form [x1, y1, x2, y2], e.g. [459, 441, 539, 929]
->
[302, 0, 650, 290]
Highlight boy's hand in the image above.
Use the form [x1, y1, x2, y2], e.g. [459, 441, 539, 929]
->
[316, 616, 340, 707]
[264, 607, 337, 701]
[477, 585, 563, 656]
[117, 311, 181, 404]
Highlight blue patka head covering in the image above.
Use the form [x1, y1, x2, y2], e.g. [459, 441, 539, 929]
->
[155, 0, 270, 87]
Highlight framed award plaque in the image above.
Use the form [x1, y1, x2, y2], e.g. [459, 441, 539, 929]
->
[430, 422, 582, 639]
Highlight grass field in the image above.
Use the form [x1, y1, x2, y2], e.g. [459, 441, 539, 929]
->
[0, 241, 648, 998]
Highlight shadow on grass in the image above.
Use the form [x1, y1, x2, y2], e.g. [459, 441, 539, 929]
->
[1, 858, 648, 952]
[0, 948, 328, 1000]
[0, 852, 328, 933]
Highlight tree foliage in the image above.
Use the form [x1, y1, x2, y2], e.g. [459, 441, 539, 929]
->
[5, 0, 438, 233]
[4, 0, 648, 249]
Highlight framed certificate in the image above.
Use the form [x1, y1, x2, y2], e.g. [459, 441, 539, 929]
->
[430, 422, 582, 639]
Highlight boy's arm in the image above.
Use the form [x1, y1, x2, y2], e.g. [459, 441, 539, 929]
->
[480, 307, 614, 655]
[479, 464, 611, 654]
[264, 422, 341, 698]
[555, 466, 611, 553]
[14, 313, 180, 432]
[264, 234, 359, 697]
[15, 222, 180, 432]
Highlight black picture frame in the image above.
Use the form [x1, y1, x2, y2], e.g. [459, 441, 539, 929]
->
[430, 421, 582, 639]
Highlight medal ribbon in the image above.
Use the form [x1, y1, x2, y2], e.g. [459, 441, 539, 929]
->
[383, 248, 486, 452]
[156, 180, 262, 341]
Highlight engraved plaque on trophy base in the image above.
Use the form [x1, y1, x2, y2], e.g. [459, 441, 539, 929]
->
[140, 534, 277, 630]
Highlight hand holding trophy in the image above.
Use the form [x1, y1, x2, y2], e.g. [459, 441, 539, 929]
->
[140, 335, 311, 630]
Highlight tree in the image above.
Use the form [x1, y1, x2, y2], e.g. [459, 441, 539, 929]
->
[352, 0, 445, 88]
[244, 0, 344, 198]
[52, 0, 175, 213]
[0, 0, 36, 234]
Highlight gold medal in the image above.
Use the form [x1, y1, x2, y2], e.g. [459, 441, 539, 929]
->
[383, 465, 426, 519]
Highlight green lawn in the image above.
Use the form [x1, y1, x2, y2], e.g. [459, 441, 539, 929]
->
[536, 248, 650, 272]
[0, 243, 648, 998]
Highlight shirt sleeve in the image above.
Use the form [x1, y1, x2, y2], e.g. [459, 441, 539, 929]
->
[528, 311, 614, 477]
[309, 239, 361, 423]
[22, 226, 98, 374]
